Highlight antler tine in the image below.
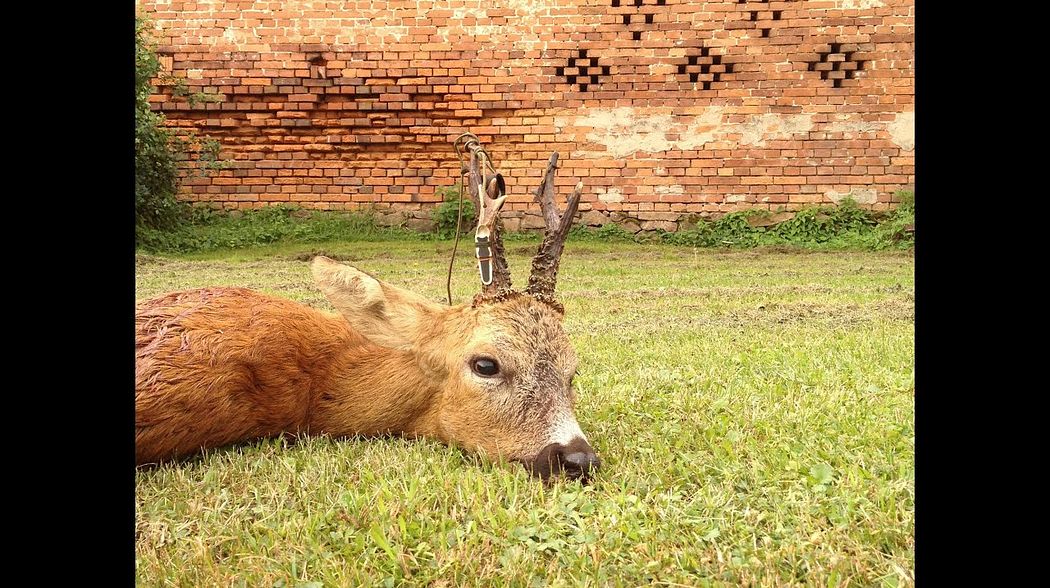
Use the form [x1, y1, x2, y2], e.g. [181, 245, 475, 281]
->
[465, 140, 512, 293]
[526, 152, 583, 300]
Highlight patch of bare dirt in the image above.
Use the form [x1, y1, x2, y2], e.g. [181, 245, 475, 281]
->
[582, 299, 914, 332]
[289, 250, 361, 262]
[135, 255, 170, 267]
[511, 245, 538, 256]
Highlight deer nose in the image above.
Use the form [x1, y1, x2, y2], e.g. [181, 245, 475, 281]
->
[525, 437, 601, 483]
[561, 449, 601, 479]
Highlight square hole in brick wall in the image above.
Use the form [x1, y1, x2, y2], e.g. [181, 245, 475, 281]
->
[158, 53, 174, 73]
[308, 54, 329, 79]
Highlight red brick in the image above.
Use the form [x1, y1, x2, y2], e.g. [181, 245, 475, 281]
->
[143, 0, 913, 223]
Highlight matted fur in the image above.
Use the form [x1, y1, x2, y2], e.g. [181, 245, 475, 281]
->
[136, 286, 430, 463]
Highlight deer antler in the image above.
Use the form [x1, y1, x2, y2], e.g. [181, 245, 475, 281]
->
[526, 152, 583, 300]
[464, 140, 511, 293]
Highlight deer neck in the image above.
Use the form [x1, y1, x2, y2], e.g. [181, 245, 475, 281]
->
[308, 325, 444, 440]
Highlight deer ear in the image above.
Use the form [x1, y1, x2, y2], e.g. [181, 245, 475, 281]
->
[311, 256, 443, 350]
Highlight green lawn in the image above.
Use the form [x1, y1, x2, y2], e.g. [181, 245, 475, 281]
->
[135, 240, 914, 587]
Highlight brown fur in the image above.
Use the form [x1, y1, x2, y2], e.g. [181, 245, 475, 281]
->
[135, 286, 429, 463]
[135, 257, 593, 472]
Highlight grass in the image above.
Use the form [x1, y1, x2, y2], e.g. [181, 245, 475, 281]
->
[136, 195, 914, 255]
[135, 206, 420, 254]
[135, 239, 914, 587]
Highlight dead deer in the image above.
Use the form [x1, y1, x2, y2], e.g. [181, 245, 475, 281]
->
[135, 145, 600, 482]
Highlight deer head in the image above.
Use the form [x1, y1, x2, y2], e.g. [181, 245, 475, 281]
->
[311, 147, 598, 481]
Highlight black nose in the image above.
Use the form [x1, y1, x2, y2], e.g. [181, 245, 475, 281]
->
[525, 437, 601, 482]
[562, 450, 601, 479]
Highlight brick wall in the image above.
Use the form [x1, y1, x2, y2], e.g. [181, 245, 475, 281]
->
[141, 0, 914, 232]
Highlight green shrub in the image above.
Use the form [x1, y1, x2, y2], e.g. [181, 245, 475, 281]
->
[663, 211, 762, 247]
[664, 196, 912, 250]
[431, 185, 476, 238]
[596, 223, 633, 241]
[135, 16, 229, 242]
[568, 222, 636, 243]
[138, 195, 915, 254]
[771, 198, 876, 245]
[135, 17, 182, 233]
[136, 206, 419, 253]
[862, 191, 914, 250]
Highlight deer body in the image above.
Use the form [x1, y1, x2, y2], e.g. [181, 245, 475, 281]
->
[136, 142, 600, 481]
[135, 287, 443, 464]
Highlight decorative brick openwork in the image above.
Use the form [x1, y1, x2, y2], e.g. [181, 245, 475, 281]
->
[729, 0, 794, 38]
[808, 42, 869, 88]
[556, 49, 611, 92]
[674, 44, 735, 90]
[610, 0, 668, 41]
[140, 0, 915, 223]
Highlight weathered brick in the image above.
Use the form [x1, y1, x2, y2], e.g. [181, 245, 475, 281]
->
[144, 0, 913, 221]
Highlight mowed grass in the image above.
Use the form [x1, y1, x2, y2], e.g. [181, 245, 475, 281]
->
[135, 240, 914, 587]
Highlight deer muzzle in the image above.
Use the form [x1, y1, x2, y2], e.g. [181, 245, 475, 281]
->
[525, 437, 601, 483]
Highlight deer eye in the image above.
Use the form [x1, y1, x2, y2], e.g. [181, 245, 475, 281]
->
[471, 357, 500, 377]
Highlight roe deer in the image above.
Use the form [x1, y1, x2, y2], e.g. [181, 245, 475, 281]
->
[136, 143, 600, 481]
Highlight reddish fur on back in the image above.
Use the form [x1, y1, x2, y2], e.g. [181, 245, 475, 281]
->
[135, 287, 439, 464]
